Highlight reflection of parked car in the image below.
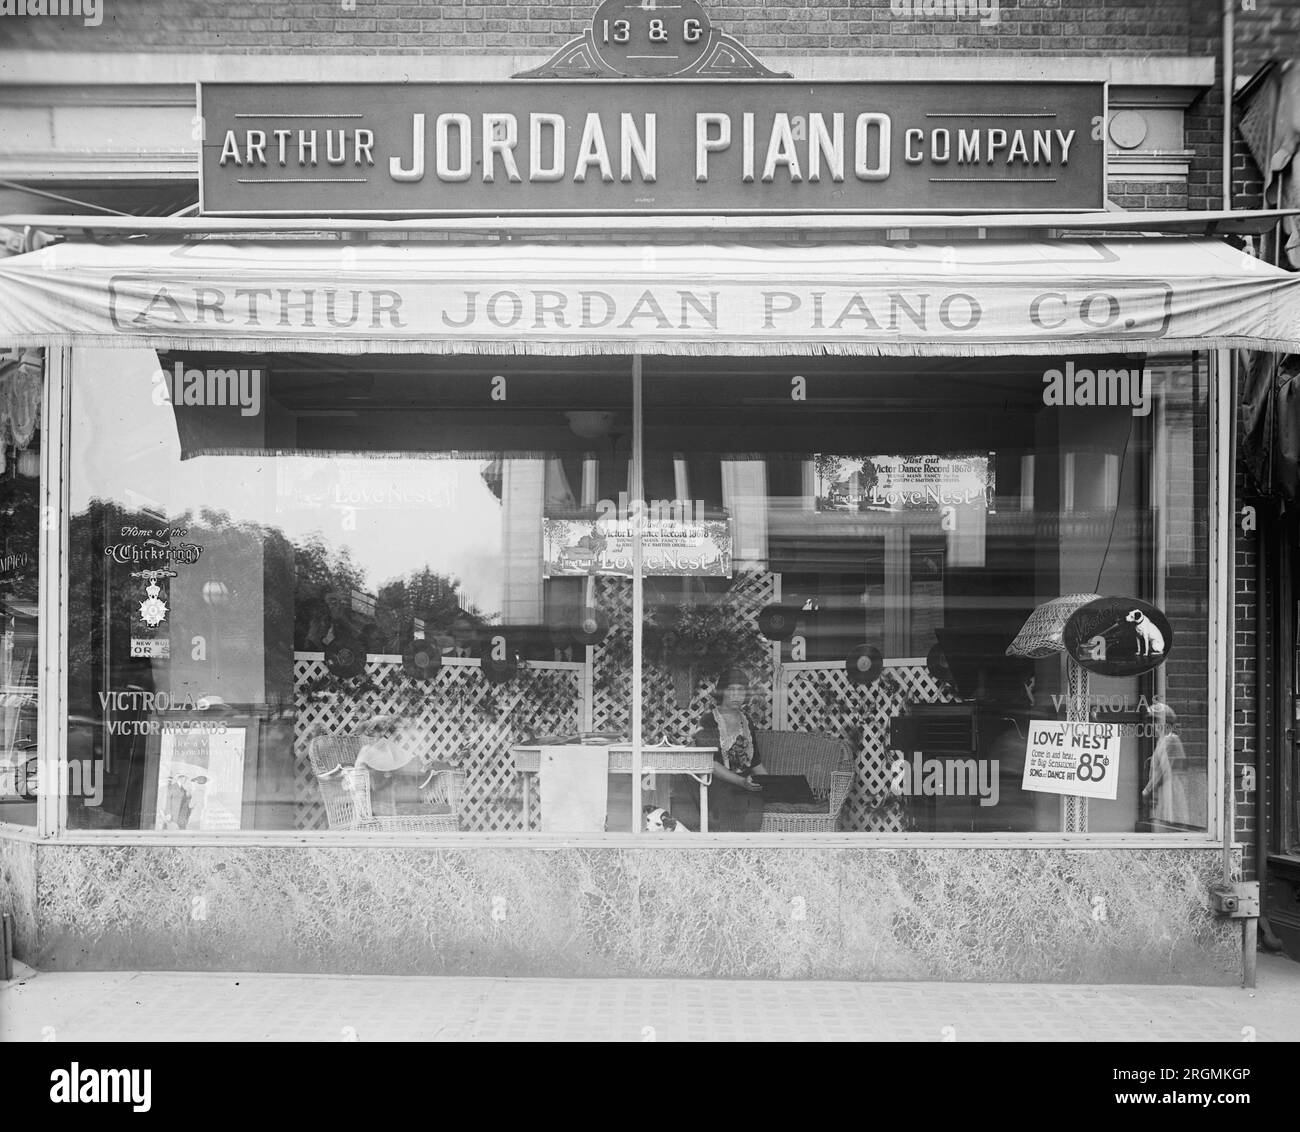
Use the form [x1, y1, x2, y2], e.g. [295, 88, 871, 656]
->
[0, 687, 38, 802]
[0, 742, 37, 803]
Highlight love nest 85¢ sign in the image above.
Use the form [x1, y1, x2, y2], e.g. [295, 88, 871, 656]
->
[1022, 719, 1121, 800]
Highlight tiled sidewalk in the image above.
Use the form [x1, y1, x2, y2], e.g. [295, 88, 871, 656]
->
[2, 955, 1299, 1042]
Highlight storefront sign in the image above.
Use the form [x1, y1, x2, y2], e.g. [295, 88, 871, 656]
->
[543, 516, 732, 577]
[571, 0, 720, 78]
[15, 237, 1294, 356]
[130, 638, 170, 659]
[1021, 719, 1120, 800]
[198, 79, 1105, 215]
[0, 551, 30, 586]
[275, 459, 458, 511]
[1062, 596, 1173, 677]
[97, 690, 225, 736]
[108, 528, 202, 567]
[99, 249, 1182, 348]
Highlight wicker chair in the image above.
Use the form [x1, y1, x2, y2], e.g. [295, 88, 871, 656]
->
[307, 733, 466, 833]
[753, 730, 854, 833]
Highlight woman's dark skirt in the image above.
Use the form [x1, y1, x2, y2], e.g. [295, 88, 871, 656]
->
[670, 778, 764, 832]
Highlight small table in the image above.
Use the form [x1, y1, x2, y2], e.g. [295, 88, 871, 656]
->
[510, 744, 716, 832]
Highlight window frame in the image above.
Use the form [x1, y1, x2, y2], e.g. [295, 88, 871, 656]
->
[32, 345, 1230, 847]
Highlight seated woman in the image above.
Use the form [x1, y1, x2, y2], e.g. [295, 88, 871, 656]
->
[673, 666, 768, 832]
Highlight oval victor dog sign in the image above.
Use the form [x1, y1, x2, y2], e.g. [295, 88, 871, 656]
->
[1062, 596, 1173, 677]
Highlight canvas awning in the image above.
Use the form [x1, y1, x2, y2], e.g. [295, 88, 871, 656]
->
[0, 236, 1297, 357]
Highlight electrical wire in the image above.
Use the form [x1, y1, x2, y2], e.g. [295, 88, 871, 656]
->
[0, 180, 131, 216]
[1093, 417, 1135, 593]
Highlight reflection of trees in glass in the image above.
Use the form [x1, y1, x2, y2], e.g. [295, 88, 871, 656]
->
[0, 465, 39, 603]
[292, 532, 367, 648]
[67, 500, 311, 826]
[68, 501, 303, 703]
[69, 499, 159, 703]
[1, 455, 40, 772]
[281, 531, 484, 653]
[294, 533, 365, 606]
[373, 566, 481, 652]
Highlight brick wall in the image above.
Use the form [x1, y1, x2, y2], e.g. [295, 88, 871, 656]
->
[1228, 4, 1300, 877]
[1222, 3, 1294, 210]
[1230, 4, 1300, 207]
[1107, 180, 1190, 212]
[4, 0, 1292, 219]
[0, 0, 1216, 56]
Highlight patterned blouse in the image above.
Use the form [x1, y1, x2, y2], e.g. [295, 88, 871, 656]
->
[698, 709, 758, 774]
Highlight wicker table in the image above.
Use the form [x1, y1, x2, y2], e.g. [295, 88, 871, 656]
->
[510, 744, 716, 832]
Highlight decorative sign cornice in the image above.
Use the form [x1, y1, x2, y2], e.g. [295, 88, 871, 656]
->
[514, 0, 789, 80]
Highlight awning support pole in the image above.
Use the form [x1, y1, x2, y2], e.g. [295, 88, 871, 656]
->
[36, 347, 70, 840]
[631, 352, 644, 834]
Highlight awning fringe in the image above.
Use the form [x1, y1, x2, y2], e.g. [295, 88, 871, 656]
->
[0, 333, 1294, 357]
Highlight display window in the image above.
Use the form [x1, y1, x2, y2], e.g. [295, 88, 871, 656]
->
[0, 349, 42, 826]
[63, 346, 1212, 837]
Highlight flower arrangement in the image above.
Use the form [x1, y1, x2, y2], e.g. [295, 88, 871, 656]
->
[647, 600, 766, 673]
[598, 595, 766, 678]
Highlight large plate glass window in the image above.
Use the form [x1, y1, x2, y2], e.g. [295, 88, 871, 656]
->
[64, 348, 1210, 836]
[636, 355, 1210, 835]
[0, 348, 42, 825]
[66, 348, 632, 834]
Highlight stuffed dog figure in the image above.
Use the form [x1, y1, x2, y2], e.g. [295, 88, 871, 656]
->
[644, 806, 691, 833]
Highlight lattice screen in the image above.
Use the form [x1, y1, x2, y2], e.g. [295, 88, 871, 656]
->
[589, 571, 778, 741]
[294, 581, 953, 834]
[778, 660, 958, 831]
[293, 654, 583, 832]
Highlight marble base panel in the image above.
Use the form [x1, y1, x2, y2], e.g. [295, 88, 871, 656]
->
[2, 841, 1241, 982]
[0, 833, 39, 964]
